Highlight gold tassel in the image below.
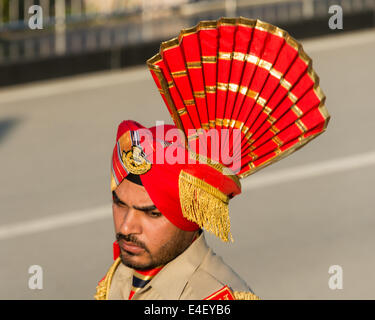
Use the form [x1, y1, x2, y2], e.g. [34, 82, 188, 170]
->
[94, 258, 121, 300]
[178, 170, 233, 242]
[233, 291, 261, 300]
[94, 278, 107, 300]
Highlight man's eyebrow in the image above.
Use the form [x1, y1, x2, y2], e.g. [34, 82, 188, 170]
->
[112, 191, 159, 212]
[133, 204, 158, 212]
[112, 191, 127, 206]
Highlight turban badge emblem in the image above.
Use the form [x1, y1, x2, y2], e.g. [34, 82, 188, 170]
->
[122, 145, 151, 175]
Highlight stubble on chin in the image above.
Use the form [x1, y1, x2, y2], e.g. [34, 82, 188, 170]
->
[120, 231, 194, 270]
[120, 249, 151, 270]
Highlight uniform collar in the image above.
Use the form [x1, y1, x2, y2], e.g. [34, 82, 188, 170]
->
[133, 232, 210, 299]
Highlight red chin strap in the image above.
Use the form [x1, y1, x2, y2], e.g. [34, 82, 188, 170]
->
[113, 241, 120, 261]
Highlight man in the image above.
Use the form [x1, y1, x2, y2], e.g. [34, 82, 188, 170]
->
[94, 120, 258, 300]
[94, 17, 329, 300]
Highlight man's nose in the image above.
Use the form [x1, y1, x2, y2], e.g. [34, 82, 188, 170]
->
[120, 208, 142, 235]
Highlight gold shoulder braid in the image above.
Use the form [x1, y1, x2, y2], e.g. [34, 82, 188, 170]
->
[233, 291, 261, 300]
[94, 257, 121, 300]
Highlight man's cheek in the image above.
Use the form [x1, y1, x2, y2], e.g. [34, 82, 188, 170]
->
[113, 219, 120, 233]
[113, 211, 123, 231]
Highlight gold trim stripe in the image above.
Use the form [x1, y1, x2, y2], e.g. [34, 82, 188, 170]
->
[178, 107, 187, 116]
[218, 17, 238, 26]
[202, 56, 217, 63]
[248, 144, 256, 151]
[234, 120, 244, 130]
[267, 116, 277, 125]
[186, 61, 202, 68]
[313, 85, 325, 102]
[195, 20, 217, 30]
[255, 21, 268, 33]
[178, 27, 196, 39]
[237, 17, 257, 28]
[193, 91, 206, 98]
[239, 86, 248, 95]
[288, 91, 298, 103]
[245, 131, 253, 140]
[242, 126, 250, 135]
[246, 90, 259, 100]
[272, 136, 283, 147]
[218, 52, 232, 60]
[186, 61, 202, 69]
[257, 97, 267, 107]
[264, 106, 272, 115]
[171, 70, 187, 78]
[270, 125, 280, 134]
[205, 85, 216, 93]
[296, 119, 307, 133]
[246, 54, 259, 65]
[291, 104, 303, 117]
[233, 52, 246, 61]
[201, 123, 210, 130]
[217, 82, 229, 91]
[133, 270, 162, 281]
[258, 59, 272, 71]
[228, 83, 239, 92]
[280, 78, 292, 90]
[249, 151, 258, 160]
[184, 99, 195, 106]
[160, 37, 179, 51]
[318, 104, 330, 129]
[147, 53, 162, 66]
[223, 119, 231, 126]
[270, 68, 282, 80]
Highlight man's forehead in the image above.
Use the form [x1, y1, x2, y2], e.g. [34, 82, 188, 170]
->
[113, 180, 158, 210]
[117, 177, 146, 192]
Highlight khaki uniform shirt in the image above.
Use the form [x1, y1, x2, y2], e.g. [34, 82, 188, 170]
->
[95, 233, 259, 300]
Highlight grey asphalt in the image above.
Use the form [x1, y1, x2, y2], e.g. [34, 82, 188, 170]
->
[0, 28, 374, 299]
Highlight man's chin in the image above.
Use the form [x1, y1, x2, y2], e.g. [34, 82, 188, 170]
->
[120, 251, 152, 270]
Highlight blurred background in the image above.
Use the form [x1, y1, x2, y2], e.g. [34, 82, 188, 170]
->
[0, 0, 374, 299]
[0, 0, 374, 85]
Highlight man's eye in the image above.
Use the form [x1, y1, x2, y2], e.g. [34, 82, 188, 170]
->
[148, 211, 162, 218]
[113, 201, 127, 208]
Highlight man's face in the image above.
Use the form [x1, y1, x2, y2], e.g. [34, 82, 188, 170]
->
[112, 178, 197, 270]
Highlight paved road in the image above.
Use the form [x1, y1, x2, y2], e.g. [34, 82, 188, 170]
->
[0, 28, 374, 299]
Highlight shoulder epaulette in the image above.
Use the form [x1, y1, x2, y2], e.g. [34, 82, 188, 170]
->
[203, 285, 260, 300]
[204, 285, 235, 300]
[233, 290, 261, 300]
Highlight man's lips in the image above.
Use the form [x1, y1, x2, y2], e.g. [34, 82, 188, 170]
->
[119, 239, 144, 254]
